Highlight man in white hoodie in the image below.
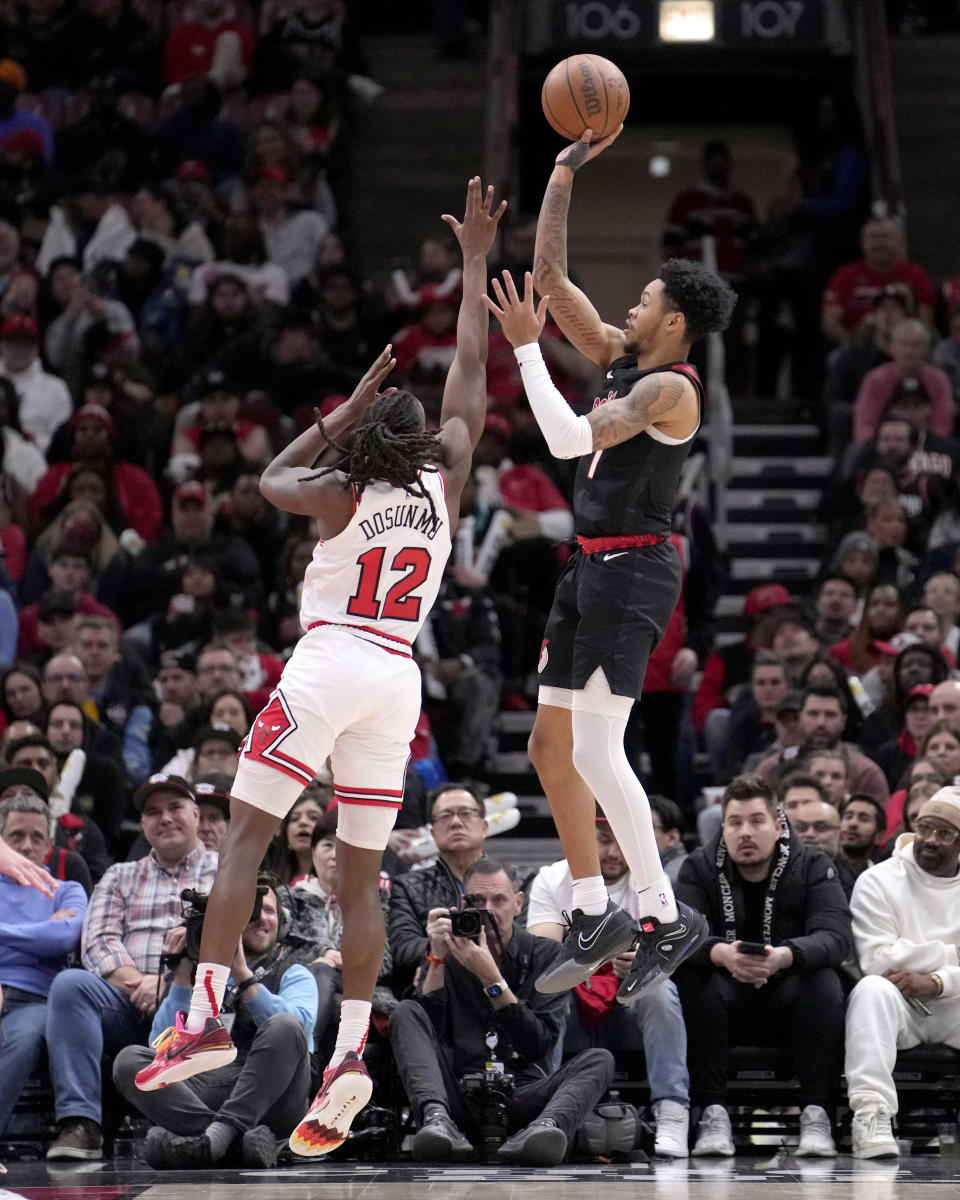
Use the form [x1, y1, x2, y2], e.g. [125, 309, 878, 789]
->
[845, 785, 960, 1158]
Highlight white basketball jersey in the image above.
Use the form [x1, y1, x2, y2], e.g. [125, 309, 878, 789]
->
[299, 470, 452, 655]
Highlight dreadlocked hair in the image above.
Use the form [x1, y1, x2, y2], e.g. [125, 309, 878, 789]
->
[299, 390, 445, 524]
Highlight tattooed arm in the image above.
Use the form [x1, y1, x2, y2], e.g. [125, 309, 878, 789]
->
[532, 128, 625, 368]
[586, 371, 699, 449]
[486, 271, 698, 458]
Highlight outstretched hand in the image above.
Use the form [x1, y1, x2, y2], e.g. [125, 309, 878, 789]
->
[555, 124, 624, 171]
[442, 176, 507, 259]
[483, 270, 549, 348]
[322, 344, 396, 425]
[0, 840, 57, 897]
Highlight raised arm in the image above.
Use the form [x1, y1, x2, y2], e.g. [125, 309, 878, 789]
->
[532, 129, 626, 368]
[485, 270, 698, 459]
[436, 176, 506, 458]
[257, 345, 396, 517]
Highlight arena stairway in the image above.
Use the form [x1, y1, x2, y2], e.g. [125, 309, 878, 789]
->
[717, 422, 831, 647]
[484, 424, 832, 825]
[346, 33, 487, 276]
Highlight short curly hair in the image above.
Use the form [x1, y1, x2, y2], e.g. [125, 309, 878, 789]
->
[657, 258, 737, 344]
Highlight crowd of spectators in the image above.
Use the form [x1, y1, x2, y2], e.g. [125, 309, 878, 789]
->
[0, 3, 958, 1170]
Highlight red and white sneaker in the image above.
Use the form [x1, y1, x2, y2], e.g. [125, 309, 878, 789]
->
[134, 1011, 237, 1092]
[288, 1052, 372, 1157]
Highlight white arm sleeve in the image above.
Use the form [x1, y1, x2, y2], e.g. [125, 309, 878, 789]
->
[514, 343, 595, 460]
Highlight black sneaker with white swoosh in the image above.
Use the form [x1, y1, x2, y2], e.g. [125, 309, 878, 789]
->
[534, 899, 638, 993]
[616, 900, 708, 1004]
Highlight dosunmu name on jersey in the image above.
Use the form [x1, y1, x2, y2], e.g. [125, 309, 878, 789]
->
[358, 501, 443, 542]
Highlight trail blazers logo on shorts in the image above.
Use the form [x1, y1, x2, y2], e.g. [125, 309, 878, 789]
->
[538, 639, 549, 673]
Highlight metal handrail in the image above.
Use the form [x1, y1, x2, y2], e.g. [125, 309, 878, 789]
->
[484, 0, 520, 199]
[700, 235, 732, 551]
[853, 0, 903, 217]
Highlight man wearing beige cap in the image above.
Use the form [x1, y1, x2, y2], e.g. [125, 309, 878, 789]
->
[844, 785, 960, 1158]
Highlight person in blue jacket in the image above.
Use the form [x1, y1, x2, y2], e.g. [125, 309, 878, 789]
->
[0, 788, 87, 1138]
[112, 871, 318, 1170]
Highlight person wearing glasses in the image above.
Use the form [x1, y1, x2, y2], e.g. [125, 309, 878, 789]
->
[387, 783, 488, 994]
[789, 794, 858, 899]
[844, 785, 960, 1158]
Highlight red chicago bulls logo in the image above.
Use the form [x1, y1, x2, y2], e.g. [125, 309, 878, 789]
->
[242, 690, 314, 786]
[247, 693, 294, 757]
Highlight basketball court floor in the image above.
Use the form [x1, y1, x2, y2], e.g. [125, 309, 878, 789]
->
[2, 1155, 959, 1200]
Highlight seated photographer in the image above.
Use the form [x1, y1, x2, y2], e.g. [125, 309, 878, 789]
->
[42, 774, 217, 1161]
[391, 857, 614, 1167]
[387, 783, 489, 992]
[527, 809, 690, 1158]
[674, 773, 852, 1159]
[113, 873, 318, 1170]
[844, 786, 960, 1159]
[0, 791, 87, 1140]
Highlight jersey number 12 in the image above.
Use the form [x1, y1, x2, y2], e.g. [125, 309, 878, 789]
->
[347, 546, 432, 622]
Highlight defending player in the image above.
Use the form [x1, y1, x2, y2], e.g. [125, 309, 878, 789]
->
[134, 177, 506, 1156]
[484, 128, 736, 1003]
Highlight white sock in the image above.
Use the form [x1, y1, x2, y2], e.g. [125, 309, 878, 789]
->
[571, 676, 679, 924]
[637, 875, 679, 926]
[328, 1000, 371, 1070]
[185, 963, 230, 1032]
[570, 875, 608, 916]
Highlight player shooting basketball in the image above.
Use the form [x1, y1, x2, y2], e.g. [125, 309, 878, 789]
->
[484, 127, 736, 1002]
[134, 177, 506, 1157]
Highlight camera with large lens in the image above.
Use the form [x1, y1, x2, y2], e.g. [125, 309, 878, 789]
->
[161, 886, 267, 970]
[449, 907, 495, 941]
[459, 1069, 515, 1158]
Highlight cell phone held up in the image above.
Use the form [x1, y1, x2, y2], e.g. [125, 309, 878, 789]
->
[738, 941, 768, 956]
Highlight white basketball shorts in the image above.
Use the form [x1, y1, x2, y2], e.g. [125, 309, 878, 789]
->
[232, 625, 421, 821]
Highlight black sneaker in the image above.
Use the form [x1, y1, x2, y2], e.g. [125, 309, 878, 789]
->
[411, 1111, 474, 1161]
[497, 1118, 568, 1166]
[534, 900, 638, 993]
[616, 901, 708, 1004]
[242, 1125, 279, 1169]
[143, 1126, 177, 1170]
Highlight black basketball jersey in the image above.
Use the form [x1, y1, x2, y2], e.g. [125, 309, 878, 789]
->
[573, 356, 704, 539]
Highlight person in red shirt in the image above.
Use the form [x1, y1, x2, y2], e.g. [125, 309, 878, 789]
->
[821, 216, 934, 345]
[209, 609, 282, 711]
[663, 141, 757, 284]
[163, 0, 256, 89]
[391, 294, 458, 381]
[852, 318, 955, 442]
[172, 368, 272, 467]
[17, 543, 120, 659]
[30, 405, 163, 542]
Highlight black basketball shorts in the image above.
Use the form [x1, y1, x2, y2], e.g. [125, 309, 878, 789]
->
[537, 539, 681, 700]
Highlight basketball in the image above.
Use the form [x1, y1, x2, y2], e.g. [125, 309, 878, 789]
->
[540, 54, 630, 142]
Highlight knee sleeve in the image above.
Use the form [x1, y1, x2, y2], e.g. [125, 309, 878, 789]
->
[336, 801, 398, 851]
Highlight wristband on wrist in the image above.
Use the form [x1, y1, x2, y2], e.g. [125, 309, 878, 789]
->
[426, 952, 448, 967]
[234, 974, 259, 995]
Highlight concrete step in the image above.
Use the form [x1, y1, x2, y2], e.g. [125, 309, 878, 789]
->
[730, 456, 834, 482]
[725, 523, 826, 547]
[727, 489, 822, 516]
[492, 749, 534, 775]
[732, 424, 823, 457]
[499, 711, 536, 735]
[727, 558, 821, 587]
